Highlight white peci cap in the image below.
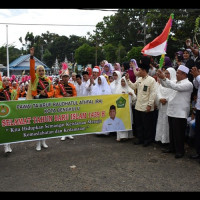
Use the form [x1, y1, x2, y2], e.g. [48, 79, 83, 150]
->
[177, 65, 189, 74]
[93, 68, 99, 72]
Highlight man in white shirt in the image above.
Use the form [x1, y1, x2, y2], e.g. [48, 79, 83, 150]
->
[69, 72, 77, 85]
[75, 74, 85, 97]
[157, 65, 193, 158]
[102, 105, 125, 135]
[82, 71, 92, 96]
[189, 66, 200, 161]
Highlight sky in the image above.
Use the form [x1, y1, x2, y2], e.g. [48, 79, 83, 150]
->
[0, 9, 118, 49]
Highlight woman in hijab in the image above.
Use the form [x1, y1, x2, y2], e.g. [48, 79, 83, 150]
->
[101, 63, 113, 76]
[113, 63, 122, 74]
[163, 56, 172, 68]
[110, 71, 122, 94]
[115, 76, 137, 141]
[155, 67, 177, 146]
[86, 67, 93, 78]
[91, 75, 112, 96]
[28, 47, 54, 151]
[182, 49, 195, 82]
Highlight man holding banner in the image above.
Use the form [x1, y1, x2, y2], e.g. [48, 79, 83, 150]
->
[54, 66, 77, 141]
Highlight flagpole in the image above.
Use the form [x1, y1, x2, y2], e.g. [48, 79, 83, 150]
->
[159, 13, 174, 69]
[6, 24, 10, 77]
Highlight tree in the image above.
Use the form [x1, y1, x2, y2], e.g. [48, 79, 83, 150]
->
[102, 44, 117, 63]
[126, 46, 143, 63]
[75, 44, 95, 66]
[47, 35, 69, 64]
[0, 45, 21, 66]
[93, 8, 200, 60]
[65, 35, 89, 62]
[43, 49, 52, 68]
[115, 42, 126, 63]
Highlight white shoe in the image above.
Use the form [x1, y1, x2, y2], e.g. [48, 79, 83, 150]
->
[36, 141, 41, 151]
[41, 140, 48, 148]
[67, 135, 74, 140]
[61, 136, 66, 141]
[4, 144, 9, 153]
[7, 144, 12, 152]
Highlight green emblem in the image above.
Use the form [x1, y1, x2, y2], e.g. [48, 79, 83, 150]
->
[116, 96, 126, 108]
[0, 104, 10, 117]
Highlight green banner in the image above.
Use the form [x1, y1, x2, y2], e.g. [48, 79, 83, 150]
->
[0, 94, 132, 145]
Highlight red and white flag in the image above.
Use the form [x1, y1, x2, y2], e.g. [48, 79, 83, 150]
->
[141, 14, 173, 56]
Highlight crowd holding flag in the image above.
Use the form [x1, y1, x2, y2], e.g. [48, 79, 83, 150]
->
[0, 12, 200, 166]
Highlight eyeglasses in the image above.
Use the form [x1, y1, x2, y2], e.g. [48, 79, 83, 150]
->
[39, 70, 44, 72]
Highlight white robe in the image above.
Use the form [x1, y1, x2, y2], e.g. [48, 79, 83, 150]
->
[115, 77, 137, 140]
[74, 82, 85, 97]
[91, 75, 112, 96]
[110, 71, 122, 94]
[155, 67, 177, 144]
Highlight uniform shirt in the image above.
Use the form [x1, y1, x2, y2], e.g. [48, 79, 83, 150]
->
[0, 86, 11, 101]
[54, 82, 77, 98]
[127, 75, 156, 112]
[36, 77, 49, 99]
[102, 117, 126, 132]
[161, 78, 193, 118]
[193, 75, 200, 110]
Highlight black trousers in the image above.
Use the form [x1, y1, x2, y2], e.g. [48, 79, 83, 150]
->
[134, 110, 154, 144]
[168, 116, 187, 155]
[194, 110, 200, 155]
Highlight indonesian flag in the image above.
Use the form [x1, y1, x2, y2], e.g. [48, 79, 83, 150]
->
[141, 14, 173, 56]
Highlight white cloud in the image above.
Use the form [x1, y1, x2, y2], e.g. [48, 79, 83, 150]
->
[0, 8, 117, 49]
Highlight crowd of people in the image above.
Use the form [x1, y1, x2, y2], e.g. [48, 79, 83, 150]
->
[0, 41, 200, 164]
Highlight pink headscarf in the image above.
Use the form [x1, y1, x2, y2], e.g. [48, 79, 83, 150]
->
[113, 63, 121, 72]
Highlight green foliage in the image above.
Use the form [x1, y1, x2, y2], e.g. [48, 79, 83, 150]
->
[2, 8, 200, 69]
[74, 44, 95, 66]
[102, 44, 117, 63]
[0, 45, 21, 66]
[126, 46, 143, 63]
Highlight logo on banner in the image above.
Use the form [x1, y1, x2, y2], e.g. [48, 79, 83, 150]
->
[116, 96, 126, 108]
[0, 104, 10, 117]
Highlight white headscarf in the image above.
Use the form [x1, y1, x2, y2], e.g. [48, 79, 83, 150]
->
[116, 77, 136, 104]
[110, 71, 122, 94]
[156, 67, 177, 106]
[166, 67, 177, 81]
[91, 75, 112, 96]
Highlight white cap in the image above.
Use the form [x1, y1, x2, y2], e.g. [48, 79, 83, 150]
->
[177, 65, 189, 74]
[93, 68, 99, 72]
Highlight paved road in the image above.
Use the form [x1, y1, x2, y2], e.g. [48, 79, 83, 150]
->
[0, 133, 200, 192]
